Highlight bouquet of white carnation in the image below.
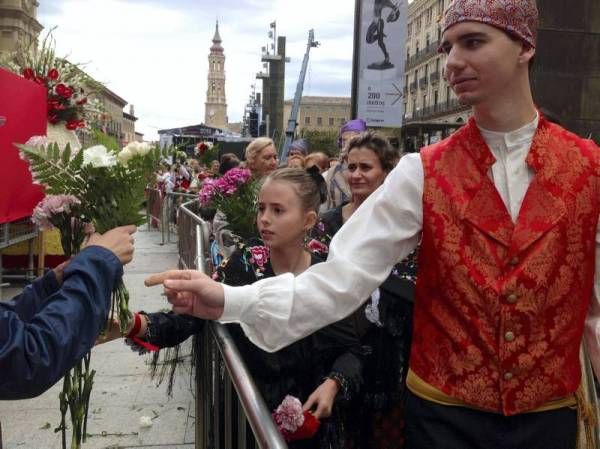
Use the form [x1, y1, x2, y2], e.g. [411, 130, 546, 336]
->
[17, 134, 169, 449]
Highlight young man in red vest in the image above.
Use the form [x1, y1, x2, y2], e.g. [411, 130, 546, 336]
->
[147, 1, 600, 447]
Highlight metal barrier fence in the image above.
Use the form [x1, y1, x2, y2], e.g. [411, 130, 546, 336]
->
[177, 200, 287, 449]
[0, 218, 39, 300]
[146, 188, 197, 244]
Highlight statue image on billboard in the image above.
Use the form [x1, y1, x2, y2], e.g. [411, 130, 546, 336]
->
[366, 0, 401, 70]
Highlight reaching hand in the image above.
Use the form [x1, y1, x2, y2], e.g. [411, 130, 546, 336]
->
[95, 317, 122, 345]
[144, 270, 225, 320]
[86, 225, 136, 265]
[302, 378, 340, 419]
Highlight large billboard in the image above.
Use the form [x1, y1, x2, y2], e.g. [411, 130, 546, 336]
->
[354, 0, 408, 128]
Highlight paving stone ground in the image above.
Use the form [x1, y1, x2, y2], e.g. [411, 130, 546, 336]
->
[0, 225, 196, 449]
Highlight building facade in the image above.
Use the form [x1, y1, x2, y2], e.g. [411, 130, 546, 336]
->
[404, 0, 470, 129]
[122, 105, 138, 145]
[0, 0, 42, 55]
[205, 21, 228, 129]
[283, 96, 351, 134]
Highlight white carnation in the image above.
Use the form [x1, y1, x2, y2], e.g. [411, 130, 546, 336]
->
[117, 147, 135, 165]
[83, 145, 117, 168]
[137, 142, 152, 156]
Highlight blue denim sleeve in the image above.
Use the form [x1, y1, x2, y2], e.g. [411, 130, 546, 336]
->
[0, 245, 122, 399]
[6, 270, 61, 322]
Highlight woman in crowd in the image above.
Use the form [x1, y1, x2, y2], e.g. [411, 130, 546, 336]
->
[218, 153, 240, 175]
[305, 152, 329, 173]
[244, 137, 278, 178]
[313, 131, 416, 449]
[323, 119, 367, 210]
[287, 154, 305, 169]
[119, 168, 363, 448]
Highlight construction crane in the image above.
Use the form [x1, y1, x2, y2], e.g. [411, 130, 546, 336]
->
[279, 29, 319, 162]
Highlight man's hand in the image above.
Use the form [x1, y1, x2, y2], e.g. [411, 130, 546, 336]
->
[144, 270, 225, 320]
[86, 225, 136, 265]
[302, 378, 340, 419]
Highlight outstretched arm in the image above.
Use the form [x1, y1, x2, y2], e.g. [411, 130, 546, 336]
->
[148, 154, 424, 352]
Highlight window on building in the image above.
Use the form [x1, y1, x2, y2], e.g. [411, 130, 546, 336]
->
[412, 99, 417, 113]
[446, 86, 451, 102]
[339, 118, 345, 125]
[438, 0, 444, 15]
[416, 40, 420, 54]
[425, 64, 429, 77]
[305, 116, 311, 125]
[435, 58, 440, 73]
[329, 117, 334, 126]
[426, 33, 430, 48]
[434, 90, 439, 107]
[423, 95, 427, 109]
[317, 117, 323, 126]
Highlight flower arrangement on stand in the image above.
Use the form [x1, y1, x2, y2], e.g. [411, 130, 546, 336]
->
[18, 137, 170, 449]
[0, 30, 102, 132]
[198, 167, 259, 239]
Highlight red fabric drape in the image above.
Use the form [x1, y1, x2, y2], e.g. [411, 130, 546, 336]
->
[0, 67, 46, 224]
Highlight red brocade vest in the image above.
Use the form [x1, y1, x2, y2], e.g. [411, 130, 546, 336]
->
[411, 116, 600, 415]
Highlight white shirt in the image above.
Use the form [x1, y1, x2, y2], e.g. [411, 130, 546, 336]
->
[220, 115, 600, 378]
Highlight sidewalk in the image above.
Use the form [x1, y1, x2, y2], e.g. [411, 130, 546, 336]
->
[0, 225, 196, 449]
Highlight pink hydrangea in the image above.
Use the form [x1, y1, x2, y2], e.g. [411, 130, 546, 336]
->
[31, 195, 81, 230]
[199, 178, 217, 206]
[272, 395, 305, 433]
[198, 168, 253, 206]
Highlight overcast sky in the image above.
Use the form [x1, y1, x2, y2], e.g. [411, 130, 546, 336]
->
[38, 0, 359, 140]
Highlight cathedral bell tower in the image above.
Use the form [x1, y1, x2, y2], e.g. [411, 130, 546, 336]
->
[204, 21, 228, 129]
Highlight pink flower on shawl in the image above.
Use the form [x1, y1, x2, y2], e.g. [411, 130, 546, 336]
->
[248, 245, 269, 270]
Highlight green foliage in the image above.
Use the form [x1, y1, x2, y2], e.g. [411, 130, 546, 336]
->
[89, 129, 120, 152]
[299, 129, 339, 157]
[16, 142, 88, 198]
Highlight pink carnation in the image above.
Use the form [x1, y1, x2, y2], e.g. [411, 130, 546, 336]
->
[272, 395, 304, 433]
[31, 195, 81, 230]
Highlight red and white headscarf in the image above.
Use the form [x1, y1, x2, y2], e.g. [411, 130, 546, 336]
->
[442, 0, 539, 48]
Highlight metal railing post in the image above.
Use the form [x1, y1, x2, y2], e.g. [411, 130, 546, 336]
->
[177, 200, 287, 449]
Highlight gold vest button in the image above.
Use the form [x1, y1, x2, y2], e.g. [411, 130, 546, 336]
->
[504, 371, 513, 381]
[505, 331, 515, 342]
[507, 293, 518, 304]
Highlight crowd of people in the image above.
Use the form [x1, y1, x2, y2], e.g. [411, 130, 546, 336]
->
[2, 1, 600, 448]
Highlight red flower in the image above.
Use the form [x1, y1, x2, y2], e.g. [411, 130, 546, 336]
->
[48, 114, 60, 124]
[34, 76, 47, 86]
[66, 120, 79, 130]
[55, 83, 66, 95]
[22, 68, 35, 80]
[285, 412, 320, 442]
[76, 97, 87, 105]
[47, 68, 59, 80]
[196, 142, 208, 155]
